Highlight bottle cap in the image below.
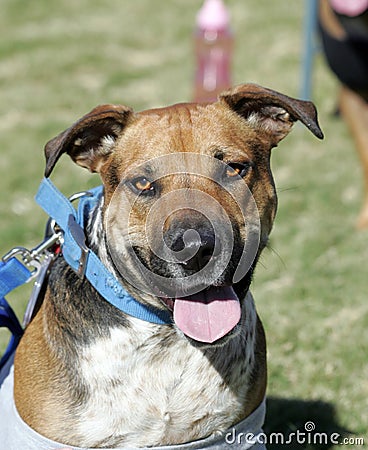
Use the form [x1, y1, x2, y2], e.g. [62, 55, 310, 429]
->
[196, 0, 230, 31]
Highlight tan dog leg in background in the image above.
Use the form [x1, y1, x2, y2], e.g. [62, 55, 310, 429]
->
[339, 86, 368, 229]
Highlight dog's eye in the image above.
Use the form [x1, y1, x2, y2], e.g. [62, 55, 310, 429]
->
[225, 162, 252, 178]
[130, 177, 155, 195]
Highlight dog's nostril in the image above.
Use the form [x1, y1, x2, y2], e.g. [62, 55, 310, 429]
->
[168, 229, 200, 253]
[168, 227, 217, 271]
[197, 243, 213, 263]
[183, 233, 216, 271]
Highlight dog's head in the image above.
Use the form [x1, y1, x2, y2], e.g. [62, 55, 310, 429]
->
[44, 84, 323, 344]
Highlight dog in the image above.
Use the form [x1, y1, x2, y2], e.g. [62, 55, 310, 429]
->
[0, 84, 323, 449]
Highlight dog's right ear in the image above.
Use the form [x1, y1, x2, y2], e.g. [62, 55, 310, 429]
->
[44, 104, 133, 177]
[219, 83, 323, 146]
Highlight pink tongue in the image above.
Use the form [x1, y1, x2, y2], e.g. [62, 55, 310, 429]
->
[173, 286, 241, 343]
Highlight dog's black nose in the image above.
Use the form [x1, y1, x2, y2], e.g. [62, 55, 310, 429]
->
[169, 226, 216, 272]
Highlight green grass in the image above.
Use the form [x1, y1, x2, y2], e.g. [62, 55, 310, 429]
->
[0, 1, 367, 448]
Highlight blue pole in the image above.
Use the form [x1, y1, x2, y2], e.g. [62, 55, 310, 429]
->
[300, 0, 318, 100]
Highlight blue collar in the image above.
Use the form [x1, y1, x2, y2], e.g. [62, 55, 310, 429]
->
[35, 178, 172, 326]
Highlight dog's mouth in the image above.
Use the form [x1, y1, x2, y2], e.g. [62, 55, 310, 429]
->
[161, 285, 241, 343]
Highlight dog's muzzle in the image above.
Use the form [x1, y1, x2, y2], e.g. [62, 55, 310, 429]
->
[146, 211, 249, 344]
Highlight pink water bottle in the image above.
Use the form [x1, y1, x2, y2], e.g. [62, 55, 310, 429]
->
[193, 0, 233, 103]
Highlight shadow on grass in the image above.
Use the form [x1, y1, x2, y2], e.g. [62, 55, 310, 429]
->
[264, 397, 351, 449]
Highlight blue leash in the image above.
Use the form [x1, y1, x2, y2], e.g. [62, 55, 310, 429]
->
[0, 258, 31, 370]
[0, 178, 172, 370]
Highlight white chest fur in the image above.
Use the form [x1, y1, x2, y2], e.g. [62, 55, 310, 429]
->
[75, 293, 257, 448]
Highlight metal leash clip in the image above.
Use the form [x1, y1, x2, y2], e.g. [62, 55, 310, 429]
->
[2, 219, 63, 283]
[2, 189, 90, 283]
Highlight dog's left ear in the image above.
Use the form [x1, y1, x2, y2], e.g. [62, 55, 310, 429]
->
[220, 83, 323, 145]
[44, 104, 133, 177]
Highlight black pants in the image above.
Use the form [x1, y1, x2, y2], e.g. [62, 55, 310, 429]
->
[319, 11, 368, 101]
